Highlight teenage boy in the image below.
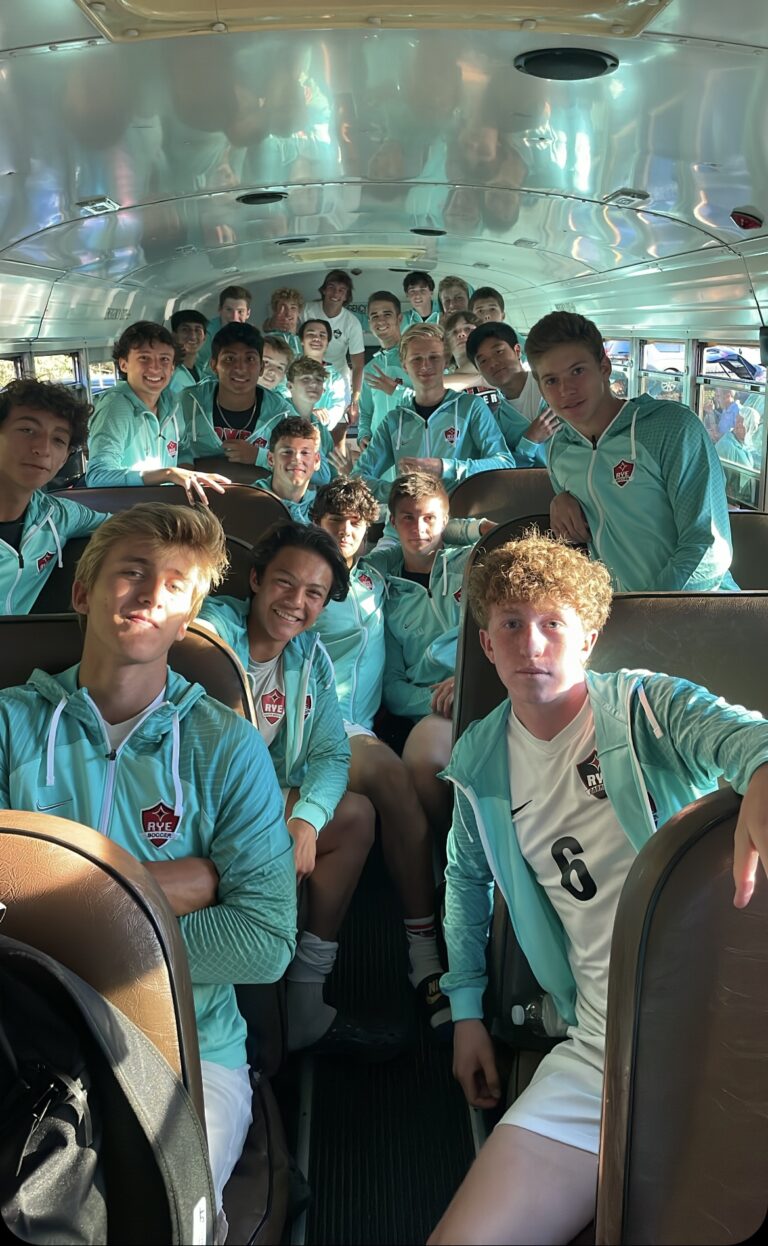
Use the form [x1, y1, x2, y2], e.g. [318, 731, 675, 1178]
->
[299, 319, 350, 430]
[263, 287, 304, 358]
[358, 291, 411, 452]
[367, 473, 472, 842]
[401, 271, 441, 329]
[352, 323, 514, 503]
[180, 323, 292, 471]
[252, 416, 322, 523]
[525, 311, 738, 592]
[168, 309, 209, 395]
[430, 534, 768, 1246]
[259, 335, 295, 397]
[198, 521, 400, 1058]
[283, 359, 337, 481]
[0, 503, 297, 1212]
[196, 284, 252, 374]
[303, 269, 365, 417]
[310, 478, 450, 1036]
[86, 321, 229, 505]
[466, 322, 558, 467]
[437, 275, 471, 319]
[0, 379, 108, 614]
[468, 286, 506, 324]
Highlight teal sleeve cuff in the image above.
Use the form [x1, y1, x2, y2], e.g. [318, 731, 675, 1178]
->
[290, 798, 327, 835]
[443, 985, 486, 1022]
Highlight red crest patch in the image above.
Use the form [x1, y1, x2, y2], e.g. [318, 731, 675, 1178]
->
[261, 688, 286, 724]
[443, 426, 458, 445]
[254, 436, 268, 448]
[613, 459, 634, 487]
[166, 440, 178, 456]
[357, 572, 373, 591]
[453, 588, 462, 603]
[141, 801, 180, 848]
[37, 550, 55, 573]
[304, 694, 313, 720]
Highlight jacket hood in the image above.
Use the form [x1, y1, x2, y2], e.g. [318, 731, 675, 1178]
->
[371, 541, 467, 597]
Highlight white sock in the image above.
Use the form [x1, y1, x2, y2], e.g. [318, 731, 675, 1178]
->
[404, 915, 444, 988]
[286, 931, 339, 1050]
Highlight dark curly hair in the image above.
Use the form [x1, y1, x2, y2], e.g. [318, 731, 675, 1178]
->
[250, 520, 349, 604]
[0, 378, 91, 451]
[311, 478, 380, 526]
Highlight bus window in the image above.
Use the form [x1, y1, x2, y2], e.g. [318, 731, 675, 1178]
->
[605, 340, 631, 399]
[33, 353, 80, 386]
[88, 360, 117, 397]
[640, 373, 685, 403]
[701, 343, 766, 385]
[639, 341, 687, 404]
[0, 357, 21, 386]
[699, 382, 764, 510]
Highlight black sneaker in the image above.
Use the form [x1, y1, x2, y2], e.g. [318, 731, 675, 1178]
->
[303, 1012, 408, 1062]
[415, 972, 453, 1043]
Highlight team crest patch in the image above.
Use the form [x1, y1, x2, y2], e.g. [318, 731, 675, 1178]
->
[576, 749, 607, 799]
[304, 694, 313, 720]
[453, 588, 462, 603]
[254, 436, 268, 448]
[37, 550, 55, 573]
[167, 440, 178, 456]
[141, 801, 180, 847]
[262, 688, 286, 724]
[612, 459, 634, 487]
[357, 572, 373, 591]
[443, 426, 458, 445]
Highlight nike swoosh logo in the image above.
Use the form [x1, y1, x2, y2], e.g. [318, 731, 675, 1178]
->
[510, 800, 532, 819]
[35, 799, 72, 812]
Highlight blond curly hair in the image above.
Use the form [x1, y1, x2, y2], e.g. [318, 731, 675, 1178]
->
[468, 533, 612, 633]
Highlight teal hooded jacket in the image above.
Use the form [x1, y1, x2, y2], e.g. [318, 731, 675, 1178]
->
[0, 665, 297, 1068]
[547, 395, 738, 591]
[197, 596, 350, 834]
[441, 668, 768, 1026]
[496, 396, 547, 467]
[358, 345, 412, 446]
[310, 560, 387, 730]
[86, 382, 185, 487]
[366, 542, 472, 720]
[352, 390, 515, 502]
[0, 491, 108, 615]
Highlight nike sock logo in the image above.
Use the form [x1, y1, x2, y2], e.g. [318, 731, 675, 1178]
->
[510, 799, 532, 818]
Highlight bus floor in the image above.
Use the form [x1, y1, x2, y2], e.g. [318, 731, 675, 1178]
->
[275, 836, 476, 1245]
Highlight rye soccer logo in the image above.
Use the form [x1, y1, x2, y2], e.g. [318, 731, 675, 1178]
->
[167, 440, 178, 456]
[37, 551, 55, 573]
[357, 572, 373, 591]
[444, 426, 458, 445]
[576, 749, 607, 800]
[141, 801, 180, 847]
[262, 688, 286, 724]
[613, 459, 634, 487]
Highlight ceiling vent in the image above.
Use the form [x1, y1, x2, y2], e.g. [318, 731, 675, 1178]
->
[411, 227, 446, 237]
[76, 196, 120, 215]
[603, 188, 650, 208]
[514, 48, 618, 81]
[76, 1, 671, 40]
[236, 191, 287, 206]
[283, 244, 428, 264]
[513, 238, 539, 249]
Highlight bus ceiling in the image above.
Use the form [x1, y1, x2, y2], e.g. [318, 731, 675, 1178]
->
[0, 0, 765, 343]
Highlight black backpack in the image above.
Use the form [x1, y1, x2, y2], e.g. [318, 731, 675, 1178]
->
[0, 934, 215, 1245]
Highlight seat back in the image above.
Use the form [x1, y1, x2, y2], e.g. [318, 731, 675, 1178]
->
[596, 787, 768, 1245]
[448, 468, 554, 524]
[0, 615, 254, 719]
[728, 510, 768, 590]
[193, 455, 270, 486]
[0, 810, 205, 1121]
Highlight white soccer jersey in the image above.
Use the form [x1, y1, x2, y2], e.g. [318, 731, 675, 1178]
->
[303, 302, 364, 376]
[506, 698, 638, 1039]
[247, 652, 287, 748]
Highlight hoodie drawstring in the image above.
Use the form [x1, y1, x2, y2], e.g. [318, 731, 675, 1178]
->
[638, 684, 664, 738]
[170, 711, 184, 821]
[442, 550, 448, 594]
[629, 406, 638, 465]
[396, 409, 404, 450]
[46, 697, 67, 785]
[45, 513, 64, 569]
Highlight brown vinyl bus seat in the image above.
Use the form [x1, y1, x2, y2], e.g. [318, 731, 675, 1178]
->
[53, 482, 289, 546]
[448, 468, 554, 525]
[728, 510, 768, 590]
[0, 617, 292, 1241]
[596, 786, 768, 1245]
[193, 456, 271, 486]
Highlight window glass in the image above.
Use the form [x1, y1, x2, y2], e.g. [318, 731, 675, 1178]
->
[605, 340, 631, 399]
[89, 360, 117, 396]
[699, 383, 764, 510]
[699, 343, 766, 384]
[640, 341, 686, 373]
[33, 353, 79, 385]
[640, 374, 685, 403]
[0, 358, 20, 387]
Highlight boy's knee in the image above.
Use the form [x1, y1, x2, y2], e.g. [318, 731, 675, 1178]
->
[336, 791, 376, 849]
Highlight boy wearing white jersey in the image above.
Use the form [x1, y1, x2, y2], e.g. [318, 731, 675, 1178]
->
[430, 535, 768, 1246]
[303, 269, 365, 417]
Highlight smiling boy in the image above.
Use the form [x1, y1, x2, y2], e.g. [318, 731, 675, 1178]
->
[431, 534, 768, 1246]
[525, 311, 737, 592]
[0, 503, 297, 1212]
[0, 379, 109, 614]
[251, 416, 324, 523]
[86, 321, 228, 505]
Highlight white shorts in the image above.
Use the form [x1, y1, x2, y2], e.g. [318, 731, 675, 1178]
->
[343, 720, 377, 740]
[201, 1061, 253, 1211]
[498, 1031, 604, 1155]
